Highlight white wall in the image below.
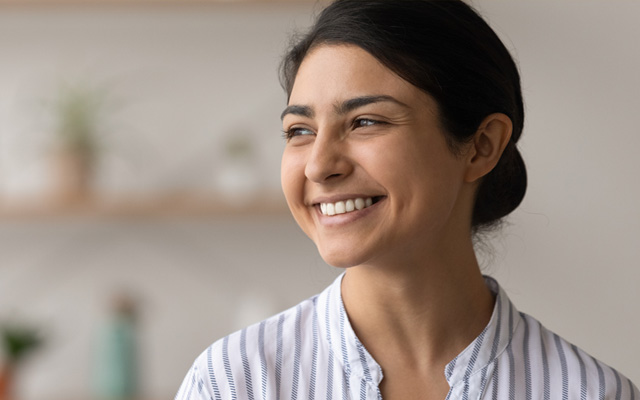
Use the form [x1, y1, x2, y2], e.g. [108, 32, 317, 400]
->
[0, 216, 339, 399]
[474, 0, 640, 384]
[0, 1, 638, 399]
[0, 3, 319, 200]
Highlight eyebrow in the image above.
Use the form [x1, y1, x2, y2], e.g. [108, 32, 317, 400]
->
[280, 95, 408, 120]
[336, 95, 408, 115]
[280, 105, 314, 120]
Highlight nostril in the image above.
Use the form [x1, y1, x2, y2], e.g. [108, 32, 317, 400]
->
[304, 145, 352, 183]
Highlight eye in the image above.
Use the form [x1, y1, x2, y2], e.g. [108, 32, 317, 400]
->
[353, 118, 385, 128]
[282, 126, 315, 140]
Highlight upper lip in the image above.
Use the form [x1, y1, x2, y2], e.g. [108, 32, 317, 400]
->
[308, 194, 386, 206]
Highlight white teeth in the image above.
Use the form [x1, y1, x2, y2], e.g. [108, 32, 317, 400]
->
[319, 197, 378, 216]
[345, 199, 355, 212]
[326, 203, 335, 216]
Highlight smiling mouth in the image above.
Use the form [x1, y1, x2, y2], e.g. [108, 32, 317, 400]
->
[318, 196, 385, 216]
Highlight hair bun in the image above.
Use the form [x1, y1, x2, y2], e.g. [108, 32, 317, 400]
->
[472, 143, 527, 229]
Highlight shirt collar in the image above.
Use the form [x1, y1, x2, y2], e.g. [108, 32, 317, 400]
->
[317, 273, 384, 385]
[443, 276, 521, 386]
[317, 273, 519, 389]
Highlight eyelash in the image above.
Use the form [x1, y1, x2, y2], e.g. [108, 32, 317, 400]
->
[282, 118, 385, 140]
[282, 127, 313, 140]
[353, 118, 383, 128]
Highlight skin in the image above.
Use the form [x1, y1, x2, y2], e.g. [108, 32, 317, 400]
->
[281, 44, 512, 399]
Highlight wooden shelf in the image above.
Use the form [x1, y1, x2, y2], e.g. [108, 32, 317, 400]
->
[0, 191, 290, 220]
[0, 0, 313, 5]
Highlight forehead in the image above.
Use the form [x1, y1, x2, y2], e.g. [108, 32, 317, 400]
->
[289, 44, 428, 108]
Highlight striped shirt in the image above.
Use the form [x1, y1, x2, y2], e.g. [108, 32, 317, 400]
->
[176, 274, 639, 399]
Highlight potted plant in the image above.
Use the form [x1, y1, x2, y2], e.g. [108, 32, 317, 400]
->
[0, 323, 43, 400]
[48, 83, 109, 205]
[215, 134, 260, 206]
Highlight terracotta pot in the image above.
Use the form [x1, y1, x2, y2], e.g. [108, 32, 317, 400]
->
[0, 364, 14, 400]
[50, 149, 93, 205]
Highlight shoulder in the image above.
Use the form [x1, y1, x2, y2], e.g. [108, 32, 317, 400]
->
[175, 294, 321, 400]
[511, 312, 639, 399]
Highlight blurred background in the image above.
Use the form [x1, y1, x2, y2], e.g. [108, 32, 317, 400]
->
[0, 0, 638, 399]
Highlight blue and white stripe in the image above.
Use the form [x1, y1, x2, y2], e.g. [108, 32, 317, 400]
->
[176, 274, 639, 399]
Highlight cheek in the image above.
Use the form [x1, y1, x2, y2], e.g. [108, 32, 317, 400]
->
[280, 149, 301, 204]
[362, 137, 464, 207]
[356, 139, 435, 187]
[281, 149, 312, 229]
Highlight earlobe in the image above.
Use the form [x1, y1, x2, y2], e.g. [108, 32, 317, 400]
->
[464, 113, 513, 183]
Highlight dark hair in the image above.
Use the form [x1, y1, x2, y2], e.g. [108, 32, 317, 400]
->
[280, 0, 527, 231]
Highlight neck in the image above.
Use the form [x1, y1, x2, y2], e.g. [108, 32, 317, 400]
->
[340, 236, 494, 375]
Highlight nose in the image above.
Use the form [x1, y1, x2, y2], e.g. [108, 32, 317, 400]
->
[304, 133, 353, 183]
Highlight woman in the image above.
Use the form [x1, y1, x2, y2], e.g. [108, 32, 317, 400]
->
[177, 1, 638, 398]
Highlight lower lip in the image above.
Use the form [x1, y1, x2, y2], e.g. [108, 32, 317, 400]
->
[315, 198, 385, 226]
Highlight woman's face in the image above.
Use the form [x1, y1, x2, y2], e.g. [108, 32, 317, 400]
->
[281, 45, 473, 268]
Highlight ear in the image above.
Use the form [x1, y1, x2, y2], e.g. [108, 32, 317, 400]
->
[464, 113, 513, 183]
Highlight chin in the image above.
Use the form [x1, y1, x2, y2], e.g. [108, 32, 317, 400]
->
[316, 243, 369, 269]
